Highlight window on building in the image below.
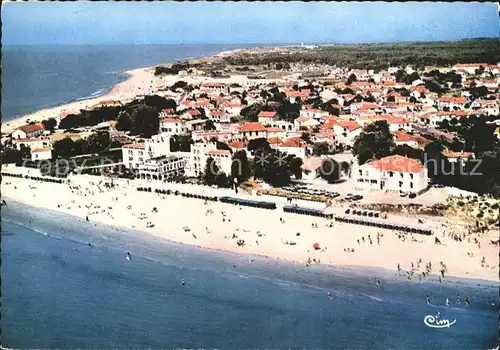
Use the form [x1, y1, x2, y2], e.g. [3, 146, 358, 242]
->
[399, 181, 403, 187]
[389, 171, 394, 177]
[400, 172, 404, 178]
[410, 182, 413, 188]
[410, 173, 414, 179]
[358, 169, 362, 176]
[371, 180, 378, 184]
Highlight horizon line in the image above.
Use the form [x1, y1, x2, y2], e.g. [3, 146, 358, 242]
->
[3, 37, 498, 47]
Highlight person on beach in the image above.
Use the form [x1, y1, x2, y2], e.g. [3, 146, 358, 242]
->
[445, 298, 450, 307]
[426, 295, 431, 305]
[326, 291, 333, 299]
[181, 279, 185, 286]
[465, 296, 471, 306]
[126, 252, 132, 261]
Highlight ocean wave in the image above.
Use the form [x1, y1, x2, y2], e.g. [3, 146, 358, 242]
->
[74, 88, 108, 101]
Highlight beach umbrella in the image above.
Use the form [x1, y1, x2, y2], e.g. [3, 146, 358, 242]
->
[313, 243, 320, 250]
[183, 226, 190, 232]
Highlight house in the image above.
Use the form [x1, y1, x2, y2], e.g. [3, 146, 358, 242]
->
[332, 121, 362, 146]
[223, 103, 244, 116]
[452, 63, 488, 75]
[191, 130, 234, 143]
[30, 147, 52, 161]
[13, 137, 51, 151]
[12, 123, 45, 139]
[257, 111, 279, 124]
[299, 108, 329, 120]
[137, 155, 186, 181]
[210, 111, 231, 123]
[441, 149, 474, 165]
[392, 130, 430, 149]
[294, 116, 320, 130]
[200, 82, 230, 95]
[185, 119, 207, 133]
[238, 122, 267, 140]
[159, 118, 189, 136]
[436, 96, 467, 109]
[301, 156, 324, 181]
[353, 155, 428, 194]
[278, 137, 308, 158]
[228, 140, 247, 153]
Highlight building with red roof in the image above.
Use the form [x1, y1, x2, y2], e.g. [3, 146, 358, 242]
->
[353, 155, 428, 194]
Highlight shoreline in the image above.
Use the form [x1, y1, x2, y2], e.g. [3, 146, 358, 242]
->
[1, 46, 248, 134]
[3, 196, 498, 289]
[1, 67, 154, 134]
[2, 167, 499, 283]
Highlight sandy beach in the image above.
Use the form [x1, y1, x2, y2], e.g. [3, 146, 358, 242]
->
[2, 164, 498, 283]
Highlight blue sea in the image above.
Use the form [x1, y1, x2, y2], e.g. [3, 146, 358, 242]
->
[1, 44, 259, 122]
[1, 200, 498, 349]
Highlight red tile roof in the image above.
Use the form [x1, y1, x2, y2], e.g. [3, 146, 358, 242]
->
[201, 82, 228, 87]
[239, 122, 266, 132]
[267, 137, 283, 145]
[338, 120, 361, 131]
[442, 150, 473, 159]
[17, 123, 44, 134]
[367, 155, 424, 173]
[258, 111, 277, 118]
[280, 137, 306, 148]
[228, 141, 247, 149]
[206, 149, 231, 156]
[160, 118, 182, 123]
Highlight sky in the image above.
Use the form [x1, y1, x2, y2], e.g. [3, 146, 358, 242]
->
[2, 1, 499, 45]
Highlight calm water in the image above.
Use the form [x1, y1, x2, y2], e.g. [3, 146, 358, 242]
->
[1, 200, 498, 349]
[1, 44, 258, 122]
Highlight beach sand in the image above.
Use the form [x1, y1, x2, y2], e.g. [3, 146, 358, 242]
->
[2, 164, 498, 283]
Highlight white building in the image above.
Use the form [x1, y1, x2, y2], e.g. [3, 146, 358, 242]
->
[200, 82, 230, 95]
[258, 111, 279, 125]
[145, 134, 171, 158]
[210, 111, 231, 123]
[31, 147, 52, 161]
[14, 137, 51, 151]
[137, 155, 186, 181]
[238, 122, 267, 140]
[159, 118, 189, 136]
[122, 143, 146, 169]
[353, 155, 428, 194]
[11, 123, 45, 140]
[205, 149, 232, 176]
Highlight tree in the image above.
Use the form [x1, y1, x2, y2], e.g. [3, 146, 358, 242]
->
[144, 95, 177, 111]
[203, 157, 218, 186]
[319, 158, 340, 183]
[247, 138, 271, 153]
[340, 161, 350, 176]
[216, 141, 232, 153]
[409, 96, 417, 103]
[59, 114, 83, 130]
[204, 120, 216, 131]
[312, 142, 330, 156]
[116, 111, 132, 131]
[289, 156, 303, 179]
[346, 73, 357, 85]
[170, 135, 193, 152]
[53, 137, 76, 158]
[41, 117, 57, 132]
[86, 131, 110, 154]
[231, 150, 250, 183]
[240, 103, 262, 122]
[392, 144, 424, 161]
[214, 172, 231, 188]
[131, 105, 159, 137]
[352, 120, 395, 164]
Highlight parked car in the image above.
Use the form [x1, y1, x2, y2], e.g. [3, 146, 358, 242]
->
[351, 195, 363, 201]
[409, 193, 417, 199]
